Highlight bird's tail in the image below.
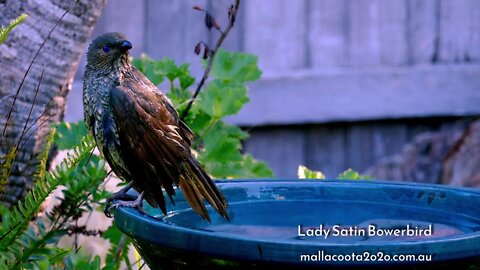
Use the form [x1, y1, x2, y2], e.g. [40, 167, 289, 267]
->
[179, 157, 230, 222]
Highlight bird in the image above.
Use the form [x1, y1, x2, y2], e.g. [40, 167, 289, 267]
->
[83, 32, 229, 222]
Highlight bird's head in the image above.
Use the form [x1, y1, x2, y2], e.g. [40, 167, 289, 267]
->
[86, 32, 133, 72]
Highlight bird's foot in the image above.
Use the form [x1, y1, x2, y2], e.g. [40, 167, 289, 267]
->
[105, 182, 135, 212]
[105, 190, 145, 218]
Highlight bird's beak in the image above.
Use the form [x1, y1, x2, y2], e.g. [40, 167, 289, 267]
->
[120, 40, 133, 51]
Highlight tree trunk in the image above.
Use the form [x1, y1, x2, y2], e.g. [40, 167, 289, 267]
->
[0, 0, 107, 207]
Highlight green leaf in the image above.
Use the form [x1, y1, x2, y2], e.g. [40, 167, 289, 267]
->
[337, 169, 372, 180]
[198, 80, 249, 118]
[54, 121, 87, 150]
[241, 154, 274, 178]
[202, 124, 242, 162]
[298, 166, 325, 179]
[167, 87, 192, 110]
[103, 225, 131, 270]
[221, 123, 249, 140]
[0, 13, 27, 44]
[187, 111, 213, 135]
[178, 64, 195, 89]
[63, 250, 101, 270]
[132, 53, 165, 85]
[1, 145, 17, 196]
[210, 49, 261, 82]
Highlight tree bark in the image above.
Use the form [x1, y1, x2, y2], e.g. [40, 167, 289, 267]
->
[0, 0, 107, 207]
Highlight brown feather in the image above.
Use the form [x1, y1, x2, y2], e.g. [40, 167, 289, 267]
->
[108, 68, 229, 221]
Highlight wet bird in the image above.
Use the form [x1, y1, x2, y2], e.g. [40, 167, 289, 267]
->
[83, 32, 229, 222]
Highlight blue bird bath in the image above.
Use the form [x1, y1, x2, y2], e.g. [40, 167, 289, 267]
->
[114, 180, 480, 269]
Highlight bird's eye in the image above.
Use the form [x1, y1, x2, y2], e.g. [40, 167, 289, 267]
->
[102, 45, 111, 53]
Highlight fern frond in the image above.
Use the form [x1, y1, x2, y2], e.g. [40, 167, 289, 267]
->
[1, 219, 68, 270]
[33, 129, 55, 184]
[0, 134, 95, 250]
[0, 146, 17, 197]
[0, 13, 28, 45]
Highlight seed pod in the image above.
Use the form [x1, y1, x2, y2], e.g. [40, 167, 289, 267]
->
[203, 46, 210, 60]
[193, 5, 203, 11]
[228, 5, 236, 25]
[205, 11, 214, 30]
[194, 42, 202, 55]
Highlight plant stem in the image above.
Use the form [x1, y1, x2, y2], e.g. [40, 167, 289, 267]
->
[180, 0, 241, 121]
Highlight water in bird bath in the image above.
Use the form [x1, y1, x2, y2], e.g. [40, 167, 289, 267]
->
[163, 200, 474, 243]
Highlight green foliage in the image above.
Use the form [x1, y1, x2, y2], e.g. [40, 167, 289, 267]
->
[133, 50, 273, 178]
[62, 250, 102, 270]
[298, 165, 325, 179]
[0, 13, 27, 44]
[53, 122, 87, 151]
[209, 48, 261, 83]
[0, 146, 17, 196]
[337, 168, 372, 180]
[102, 225, 131, 270]
[0, 130, 97, 268]
[198, 80, 249, 118]
[297, 166, 371, 180]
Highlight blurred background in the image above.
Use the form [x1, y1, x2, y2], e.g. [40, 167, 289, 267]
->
[67, 0, 480, 182]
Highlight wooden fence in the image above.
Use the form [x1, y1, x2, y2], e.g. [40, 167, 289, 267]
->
[68, 0, 480, 178]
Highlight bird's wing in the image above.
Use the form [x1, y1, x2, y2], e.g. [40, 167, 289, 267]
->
[109, 76, 228, 221]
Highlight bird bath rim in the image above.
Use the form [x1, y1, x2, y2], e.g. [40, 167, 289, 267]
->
[113, 179, 480, 267]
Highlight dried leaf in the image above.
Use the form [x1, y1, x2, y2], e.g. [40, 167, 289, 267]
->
[204, 11, 214, 31]
[194, 42, 202, 55]
[228, 5, 236, 25]
[203, 46, 210, 60]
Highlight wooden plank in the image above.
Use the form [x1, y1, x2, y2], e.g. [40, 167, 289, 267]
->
[466, 1, 480, 61]
[347, 0, 381, 66]
[226, 65, 480, 126]
[378, 0, 408, 65]
[243, 0, 307, 73]
[372, 123, 408, 160]
[145, 0, 208, 77]
[407, 0, 438, 64]
[438, 0, 473, 62]
[345, 124, 375, 172]
[306, 125, 346, 177]
[308, 0, 348, 67]
[96, 0, 146, 57]
[404, 118, 452, 141]
[244, 128, 306, 178]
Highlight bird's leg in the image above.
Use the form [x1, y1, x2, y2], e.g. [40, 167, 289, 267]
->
[105, 182, 145, 217]
[105, 191, 145, 217]
[107, 181, 136, 202]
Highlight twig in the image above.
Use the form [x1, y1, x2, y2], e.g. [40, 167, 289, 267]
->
[18, 115, 53, 150]
[73, 219, 79, 251]
[16, 69, 44, 147]
[113, 234, 127, 264]
[180, 0, 241, 121]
